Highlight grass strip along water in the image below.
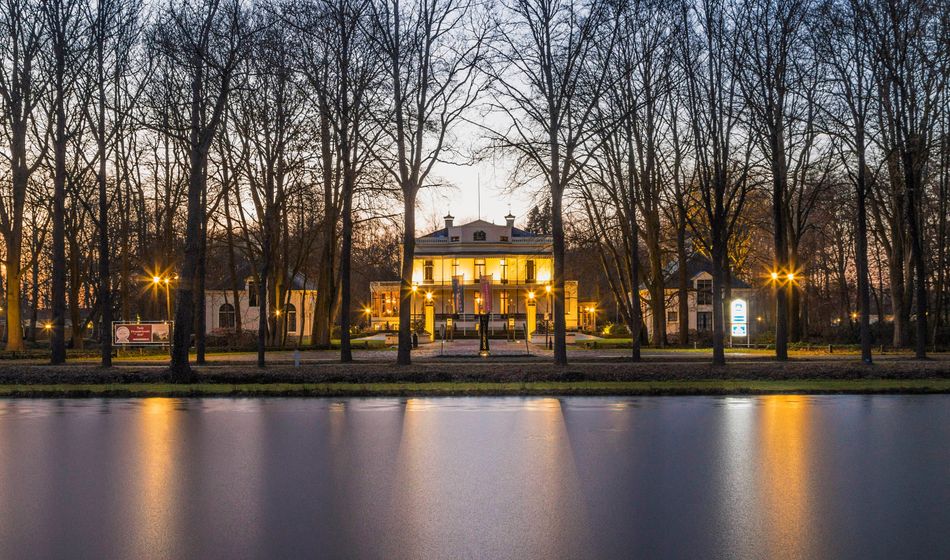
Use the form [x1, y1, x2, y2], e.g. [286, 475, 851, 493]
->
[1, 378, 948, 398]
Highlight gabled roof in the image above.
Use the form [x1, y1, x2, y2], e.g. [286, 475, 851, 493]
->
[419, 219, 544, 239]
[664, 254, 752, 289]
[205, 253, 318, 292]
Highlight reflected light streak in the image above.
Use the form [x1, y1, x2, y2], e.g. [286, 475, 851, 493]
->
[759, 395, 814, 560]
[136, 398, 178, 558]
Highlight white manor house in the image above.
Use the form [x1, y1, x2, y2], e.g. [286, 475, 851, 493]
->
[369, 213, 579, 339]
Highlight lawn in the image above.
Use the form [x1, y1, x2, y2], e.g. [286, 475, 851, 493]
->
[1, 378, 947, 397]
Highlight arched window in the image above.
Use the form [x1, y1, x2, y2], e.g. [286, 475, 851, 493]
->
[219, 303, 236, 329]
[286, 303, 297, 332]
[473, 230, 486, 241]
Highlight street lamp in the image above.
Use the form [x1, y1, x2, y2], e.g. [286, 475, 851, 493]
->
[545, 284, 552, 349]
[151, 274, 173, 321]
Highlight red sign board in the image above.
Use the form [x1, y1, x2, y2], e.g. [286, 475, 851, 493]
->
[113, 322, 171, 345]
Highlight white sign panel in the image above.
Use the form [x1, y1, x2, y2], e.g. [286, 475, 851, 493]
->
[730, 299, 748, 324]
[730, 299, 748, 337]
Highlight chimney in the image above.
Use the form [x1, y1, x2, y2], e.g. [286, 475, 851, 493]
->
[505, 212, 516, 228]
[444, 213, 455, 229]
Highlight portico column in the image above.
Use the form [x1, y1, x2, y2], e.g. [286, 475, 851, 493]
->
[526, 299, 537, 343]
[424, 300, 435, 342]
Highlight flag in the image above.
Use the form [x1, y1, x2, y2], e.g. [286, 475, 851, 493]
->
[452, 276, 463, 314]
[480, 275, 492, 314]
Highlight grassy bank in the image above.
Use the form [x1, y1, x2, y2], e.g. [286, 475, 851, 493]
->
[1, 378, 948, 398]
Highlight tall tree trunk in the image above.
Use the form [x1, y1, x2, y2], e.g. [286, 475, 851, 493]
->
[856, 133, 873, 363]
[195, 185, 208, 364]
[68, 235, 83, 349]
[772, 130, 789, 361]
[629, 209, 642, 361]
[676, 222, 689, 346]
[396, 189, 415, 365]
[170, 63, 208, 381]
[339, 167, 354, 363]
[903, 144, 928, 359]
[50, 40, 68, 365]
[711, 228, 727, 366]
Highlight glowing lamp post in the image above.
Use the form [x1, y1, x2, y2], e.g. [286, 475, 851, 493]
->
[545, 284, 552, 350]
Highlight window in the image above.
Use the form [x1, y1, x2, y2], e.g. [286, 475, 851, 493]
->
[423, 260, 434, 282]
[286, 303, 297, 332]
[500, 259, 508, 284]
[248, 281, 258, 307]
[500, 235, 509, 242]
[697, 311, 712, 331]
[452, 259, 459, 277]
[500, 291, 510, 314]
[475, 258, 485, 280]
[526, 260, 536, 283]
[450, 236, 459, 242]
[219, 303, 236, 329]
[696, 279, 713, 305]
[667, 311, 678, 323]
[473, 230, 486, 241]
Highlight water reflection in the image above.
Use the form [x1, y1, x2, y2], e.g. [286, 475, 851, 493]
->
[758, 395, 814, 560]
[389, 397, 590, 559]
[134, 398, 179, 558]
[0, 396, 945, 559]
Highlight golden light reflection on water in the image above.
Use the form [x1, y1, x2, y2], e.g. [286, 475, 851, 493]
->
[758, 395, 814, 560]
[390, 397, 589, 559]
[135, 398, 178, 558]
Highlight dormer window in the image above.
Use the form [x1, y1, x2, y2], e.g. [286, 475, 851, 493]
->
[473, 230, 486, 241]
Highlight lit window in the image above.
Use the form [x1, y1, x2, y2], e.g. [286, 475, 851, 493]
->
[424, 260, 434, 282]
[696, 279, 713, 305]
[667, 311, 678, 323]
[526, 260, 536, 283]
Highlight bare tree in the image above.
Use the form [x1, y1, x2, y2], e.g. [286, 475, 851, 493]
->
[488, 0, 618, 365]
[368, 0, 486, 365]
[815, 0, 876, 363]
[679, 0, 753, 365]
[82, 0, 145, 367]
[865, 0, 947, 359]
[0, 0, 47, 352]
[733, 0, 811, 360]
[153, 0, 254, 381]
[42, 0, 87, 364]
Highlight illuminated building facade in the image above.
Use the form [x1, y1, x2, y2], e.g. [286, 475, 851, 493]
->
[369, 213, 579, 339]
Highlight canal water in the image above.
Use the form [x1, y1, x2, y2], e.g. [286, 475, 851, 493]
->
[0, 396, 946, 559]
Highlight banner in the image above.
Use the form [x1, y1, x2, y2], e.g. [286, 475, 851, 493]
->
[452, 276, 464, 314]
[480, 275, 492, 314]
[113, 322, 171, 345]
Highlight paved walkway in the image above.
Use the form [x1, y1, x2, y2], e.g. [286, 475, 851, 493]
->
[93, 340, 948, 367]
